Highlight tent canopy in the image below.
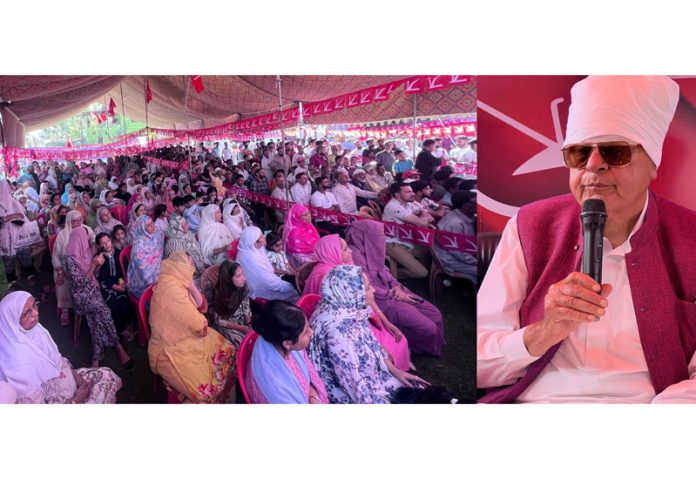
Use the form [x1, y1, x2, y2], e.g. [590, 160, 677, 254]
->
[0, 75, 476, 147]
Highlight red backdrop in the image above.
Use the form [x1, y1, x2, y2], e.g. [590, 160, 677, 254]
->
[478, 75, 696, 232]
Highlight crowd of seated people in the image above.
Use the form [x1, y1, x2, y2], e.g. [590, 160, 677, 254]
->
[0, 135, 473, 404]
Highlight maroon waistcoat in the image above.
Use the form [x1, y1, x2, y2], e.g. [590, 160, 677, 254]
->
[480, 192, 696, 403]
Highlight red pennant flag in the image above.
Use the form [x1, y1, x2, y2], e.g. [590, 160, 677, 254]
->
[93, 112, 103, 124]
[100, 111, 107, 121]
[145, 79, 153, 104]
[66, 134, 72, 148]
[191, 75, 204, 94]
[108, 97, 117, 116]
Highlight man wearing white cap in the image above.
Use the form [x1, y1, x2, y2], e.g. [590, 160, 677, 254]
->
[478, 76, 696, 403]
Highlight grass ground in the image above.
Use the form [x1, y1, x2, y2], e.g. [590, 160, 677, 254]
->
[0, 259, 476, 403]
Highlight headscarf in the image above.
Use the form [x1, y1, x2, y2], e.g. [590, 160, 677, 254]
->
[126, 178, 138, 195]
[61, 183, 74, 206]
[283, 204, 320, 255]
[140, 187, 156, 211]
[164, 214, 206, 275]
[0, 180, 28, 257]
[95, 207, 123, 236]
[222, 200, 246, 241]
[213, 260, 248, 316]
[0, 291, 63, 398]
[198, 204, 233, 266]
[304, 234, 351, 295]
[84, 198, 100, 228]
[345, 219, 398, 299]
[98, 189, 113, 207]
[128, 215, 165, 298]
[108, 176, 119, 190]
[66, 226, 96, 283]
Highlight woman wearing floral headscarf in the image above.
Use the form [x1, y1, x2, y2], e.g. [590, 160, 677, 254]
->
[164, 215, 206, 283]
[0, 291, 122, 403]
[307, 265, 427, 403]
[283, 204, 320, 269]
[127, 215, 165, 299]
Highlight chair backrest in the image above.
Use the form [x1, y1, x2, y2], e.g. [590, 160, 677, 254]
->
[295, 261, 318, 294]
[48, 234, 57, 256]
[237, 331, 259, 403]
[199, 264, 221, 313]
[120, 244, 133, 276]
[227, 239, 239, 260]
[477, 232, 502, 284]
[296, 293, 321, 320]
[138, 283, 155, 343]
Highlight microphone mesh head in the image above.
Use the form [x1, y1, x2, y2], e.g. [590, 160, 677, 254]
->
[582, 198, 606, 214]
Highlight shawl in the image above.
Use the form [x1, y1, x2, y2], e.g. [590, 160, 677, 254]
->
[222, 200, 246, 241]
[0, 292, 62, 398]
[345, 219, 398, 300]
[164, 215, 206, 276]
[250, 336, 310, 404]
[283, 204, 320, 255]
[65, 226, 96, 284]
[198, 204, 233, 266]
[95, 207, 123, 236]
[128, 215, 164, 298]
[0, 180, 29, 256]
[304, 234, 351, 295]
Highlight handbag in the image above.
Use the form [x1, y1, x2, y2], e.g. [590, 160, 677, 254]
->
[14, 220, 42, 249]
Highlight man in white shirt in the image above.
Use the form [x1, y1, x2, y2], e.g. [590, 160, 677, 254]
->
[448, 136, 474, 164]
[478, 75, 696, 404]
[381, 182, 434, 279]
[271, 170, 290, 224]
[222, 142, 233, 162]
[311, 175, 344, 235]
[331, 169, 378, 214]
[290, 172, 312, 205]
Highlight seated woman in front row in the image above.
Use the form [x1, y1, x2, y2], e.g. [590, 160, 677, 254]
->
[211, 260, 252, 348]
[245, 300, 328, 404]
[148, 251, 236, 403]
[308, 265, 428, 404]
[0, 291, 122, 404]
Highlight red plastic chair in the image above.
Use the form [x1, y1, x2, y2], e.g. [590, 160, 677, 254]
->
[227, 239, 240, 260]
[237, 331, 259, 404]
[296, 294, 321, 320]
[119, 244, 132, 278]
[48, 234, 57, 256]
[137, 283, 155, 346]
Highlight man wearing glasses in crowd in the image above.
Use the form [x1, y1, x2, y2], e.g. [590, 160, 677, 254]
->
[477, 76, 696, 403]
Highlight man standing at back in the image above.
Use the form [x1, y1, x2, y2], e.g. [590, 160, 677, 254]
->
[478, 75, 696, 403]
[415, 139, 442, 183]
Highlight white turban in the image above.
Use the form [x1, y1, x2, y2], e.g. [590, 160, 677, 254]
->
[563, 75, 680, 168]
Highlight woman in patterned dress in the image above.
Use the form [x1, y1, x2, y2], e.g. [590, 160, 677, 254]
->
[64, 226, 134, 370]
[0, 291, 122, 404]
[127, 215, 165, 299]
[307, 265, 427, 403]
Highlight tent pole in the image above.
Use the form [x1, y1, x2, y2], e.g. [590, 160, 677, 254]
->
[105, 95, 111, 144]
[276, 75, 291, 215]
[120, 83, 127, 138]
[412, 94, 418, 159]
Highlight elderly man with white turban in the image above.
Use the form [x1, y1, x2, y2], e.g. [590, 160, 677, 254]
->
[478, 76, 696, 403]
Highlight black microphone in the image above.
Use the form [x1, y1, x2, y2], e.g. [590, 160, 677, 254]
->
[580, 199, 607, 285]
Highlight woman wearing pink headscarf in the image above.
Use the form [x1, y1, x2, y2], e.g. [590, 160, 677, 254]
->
[64, 226, 133, 370]
[283, 204, 320, 269]
[304, 234, 411, 371]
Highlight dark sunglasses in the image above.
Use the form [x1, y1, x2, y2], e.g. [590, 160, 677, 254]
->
[562, 142, 641, 169]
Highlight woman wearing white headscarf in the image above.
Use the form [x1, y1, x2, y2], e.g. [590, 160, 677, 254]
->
[222, 199, 247, 241]
[94, 207, 123, 236]
[0, 291, 122, 404]
[52, 210, 95, 325]
[236, 226, 300, 303]
[126, 177, 138, 195]
[197, 204, 233, 266]
[0, 179, 39, 286]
